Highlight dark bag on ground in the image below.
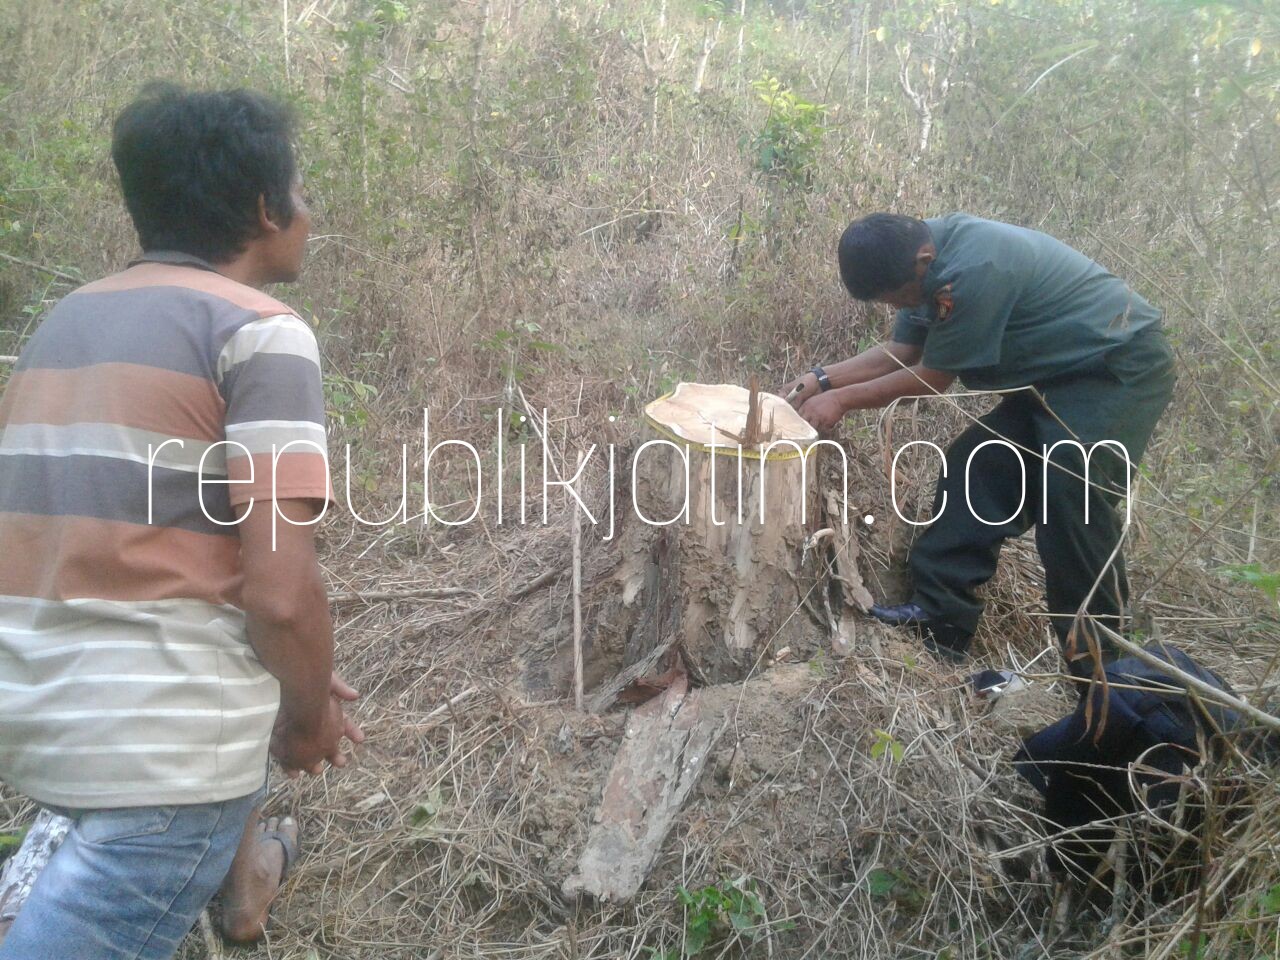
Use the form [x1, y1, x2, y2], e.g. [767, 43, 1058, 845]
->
[1013, 643, 1243, 878]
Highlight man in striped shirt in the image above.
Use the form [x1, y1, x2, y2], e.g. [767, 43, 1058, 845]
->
[0, 84, 360, 958]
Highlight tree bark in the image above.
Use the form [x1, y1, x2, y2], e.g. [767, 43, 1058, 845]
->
[0, 810, 71, 933]
[591, 384, 823, 685]
[562, 675, 726, 903]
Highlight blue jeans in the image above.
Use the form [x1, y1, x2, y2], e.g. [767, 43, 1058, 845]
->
[0, 788, 263, 960]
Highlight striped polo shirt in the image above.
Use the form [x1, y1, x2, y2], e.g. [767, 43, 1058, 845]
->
[0, 252, 332, 808]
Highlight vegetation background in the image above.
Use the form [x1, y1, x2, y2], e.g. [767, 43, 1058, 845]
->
[0, 1, 1277, 958]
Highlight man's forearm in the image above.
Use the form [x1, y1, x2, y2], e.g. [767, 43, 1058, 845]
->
[822, 342, 920, 389]
[244, 573, 334, 726]
[235, 499, 335, 731]
[829, 364, 954, 410]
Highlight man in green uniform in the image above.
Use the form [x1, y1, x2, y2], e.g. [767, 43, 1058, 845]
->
[783, 213, 1175, 671]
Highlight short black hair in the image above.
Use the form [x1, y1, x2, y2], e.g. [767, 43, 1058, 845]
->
[837, 213, 932, 300]
[112, 82, 298, 263]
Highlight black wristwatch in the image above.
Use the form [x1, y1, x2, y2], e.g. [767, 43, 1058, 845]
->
[810, 365, 833, 392]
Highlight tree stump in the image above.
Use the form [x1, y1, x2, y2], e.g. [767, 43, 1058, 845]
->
[596, 382, 823, 685]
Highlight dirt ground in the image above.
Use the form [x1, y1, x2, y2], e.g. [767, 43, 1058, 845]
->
[175, 503, 1098, 960]
[2, 449, 1272, 960]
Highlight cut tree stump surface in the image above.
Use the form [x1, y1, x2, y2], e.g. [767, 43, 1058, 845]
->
[644, 382, 816, 447]
[562, 675, 727, 903]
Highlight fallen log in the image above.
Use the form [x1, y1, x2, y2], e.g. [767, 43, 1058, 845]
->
[0, 809, 70, 936]
[562, 674, 727, 903]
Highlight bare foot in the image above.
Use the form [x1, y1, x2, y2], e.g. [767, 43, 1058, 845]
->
[217, 812, 298, 944]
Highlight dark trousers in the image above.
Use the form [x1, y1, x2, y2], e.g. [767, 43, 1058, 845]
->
[908, 330, 1176, 653]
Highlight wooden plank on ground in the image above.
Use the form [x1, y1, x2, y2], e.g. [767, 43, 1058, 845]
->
[0, 810, 71, 931]
[562, 675, 727, 903]
[584, 635, 677, 714]
[825, 489, 875, 613]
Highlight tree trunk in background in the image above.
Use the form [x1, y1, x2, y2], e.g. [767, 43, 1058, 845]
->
[736, 0, 746, 72]
[692, 20, 721, 95]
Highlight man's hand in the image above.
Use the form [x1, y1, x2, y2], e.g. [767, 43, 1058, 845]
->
[272, 673, 365, 778]
[330, 671, 365, 749]
[271, 699, 347, 777]
[799, 390, 847, 431]
[779, 372, 820, 410]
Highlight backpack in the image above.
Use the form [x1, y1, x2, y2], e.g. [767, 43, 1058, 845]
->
[1014, 643, 1243, 878]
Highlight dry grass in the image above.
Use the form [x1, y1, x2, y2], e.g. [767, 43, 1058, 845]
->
[0, 419, 1274, 957]
[143, 439, 1271, 959]
[1, 0, 1278, 957]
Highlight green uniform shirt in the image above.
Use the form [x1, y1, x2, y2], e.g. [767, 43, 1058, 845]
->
[892, 214, 1162, 389]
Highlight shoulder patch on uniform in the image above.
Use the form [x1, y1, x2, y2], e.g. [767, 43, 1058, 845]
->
[933, 283, 955, 322]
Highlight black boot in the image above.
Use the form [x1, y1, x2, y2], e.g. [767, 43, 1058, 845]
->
[869, 602, 973, 662]
[869, 601, 930, 628]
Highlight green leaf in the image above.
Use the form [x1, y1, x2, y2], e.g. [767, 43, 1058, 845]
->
[872, 729, 903, 763]
[685, 914, 712, 955]
[408, 787, 444, 830]
[0, 829, 26, 855]
[1217, 563, 1280, 603]
[867, 867, 899, 898]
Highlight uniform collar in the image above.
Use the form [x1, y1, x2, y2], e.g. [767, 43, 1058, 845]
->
[129, 250, 221, 273]
[921, 216, 951, 296]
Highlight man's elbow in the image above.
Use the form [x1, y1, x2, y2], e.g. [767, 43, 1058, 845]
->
[887, 341, 923, 365]
[920, 367, 955, 393]
[241, 576, 327, 628]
